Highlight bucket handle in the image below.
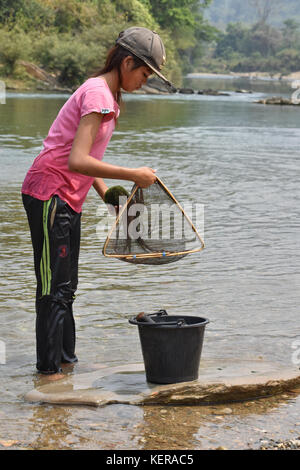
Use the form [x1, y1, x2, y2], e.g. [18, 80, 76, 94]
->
[148, 309, 186, 326]
[148, 309, 168, 318]
[137, 319, 186, 327]
[146, 311, 186, 327]
[132, 310, 187, 327]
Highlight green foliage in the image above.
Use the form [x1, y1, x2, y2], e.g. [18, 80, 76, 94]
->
[0, 27, 33, 75]
[150, 0, 198, 30]
[0, 0, 214, 86]
[34, 36, 102, 86]
[114, 0, 156, 27]
[147, 0, 217, 75]
[1, 0, 55, 32]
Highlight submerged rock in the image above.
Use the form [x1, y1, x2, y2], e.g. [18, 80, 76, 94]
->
[24, 359, 300, 407]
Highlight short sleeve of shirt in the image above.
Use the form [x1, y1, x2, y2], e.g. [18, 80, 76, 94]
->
[79, 81, 117, 119]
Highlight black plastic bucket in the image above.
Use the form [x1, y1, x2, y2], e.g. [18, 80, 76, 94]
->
[129, 310, 209, 384]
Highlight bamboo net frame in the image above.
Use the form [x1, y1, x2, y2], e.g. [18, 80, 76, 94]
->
[102, 176, 205, 263]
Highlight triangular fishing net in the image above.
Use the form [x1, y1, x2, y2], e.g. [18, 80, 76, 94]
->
[102, 176, 204, 265]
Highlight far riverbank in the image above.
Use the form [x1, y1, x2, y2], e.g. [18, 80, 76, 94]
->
[2, 60, 300, 95]
[187, 71, 300, 82]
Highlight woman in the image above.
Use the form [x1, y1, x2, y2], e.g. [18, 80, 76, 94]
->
[22, 27, 172, 380]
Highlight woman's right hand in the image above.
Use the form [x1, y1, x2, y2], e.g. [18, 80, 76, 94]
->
[133, 167, 157, 188]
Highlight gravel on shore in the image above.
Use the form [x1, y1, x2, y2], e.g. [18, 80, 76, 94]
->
[258, 437, 300, 450]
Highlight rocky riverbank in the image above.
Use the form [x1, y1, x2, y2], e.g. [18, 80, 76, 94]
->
[258, 437, 300, 450]
[142, 78, 300, 105]
[5, 62, 300, 104]
[136, 77, 253, 96]
[3, 61, 300, 96]
[256, 96, 300, 106]
[1, 62, 254, 96]
[187, 71, 300, 82]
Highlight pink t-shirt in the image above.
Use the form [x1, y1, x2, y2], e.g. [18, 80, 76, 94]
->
[22, 77, 120, 213]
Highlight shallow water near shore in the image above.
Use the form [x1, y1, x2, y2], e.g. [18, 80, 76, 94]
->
[0, 77, 299, 449]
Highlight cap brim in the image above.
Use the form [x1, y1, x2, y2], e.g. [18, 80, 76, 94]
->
[144, 61, 175, 89]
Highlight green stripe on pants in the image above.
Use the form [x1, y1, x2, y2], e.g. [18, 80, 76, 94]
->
[40, 198, 52, 296]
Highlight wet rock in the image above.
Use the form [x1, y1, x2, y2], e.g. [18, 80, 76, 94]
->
[17, 60, 73, 93]
[0, 440, 20, 448]
[220, 407, 233, 415]
[256, 96, 300, 106]
[24, 360, 300, 407]
[178, 88, 194, 94]
[212, 407, 233, 415]
[198, 89, 230, 96]
[235, 89, 253, 94]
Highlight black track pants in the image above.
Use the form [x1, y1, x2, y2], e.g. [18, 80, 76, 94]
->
[22, 194, 81, 374]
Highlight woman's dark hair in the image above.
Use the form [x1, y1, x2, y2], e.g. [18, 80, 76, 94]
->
[91, 45, 146, 104]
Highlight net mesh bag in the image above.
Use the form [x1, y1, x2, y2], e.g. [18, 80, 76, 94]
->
[102, 176, 204, 265]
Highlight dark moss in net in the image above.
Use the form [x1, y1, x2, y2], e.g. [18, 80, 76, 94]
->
[104, 186, 129, 206]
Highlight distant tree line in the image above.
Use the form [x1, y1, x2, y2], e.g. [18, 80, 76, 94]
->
[206, 0, 300, 28]
[204, 18, 300, 74]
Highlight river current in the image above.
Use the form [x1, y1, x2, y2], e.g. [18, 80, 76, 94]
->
[0, 77, 299, 449]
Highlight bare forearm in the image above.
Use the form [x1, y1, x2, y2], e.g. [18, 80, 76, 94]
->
[93, 177, 109, 200]
[69, 155, 136, 180]
[69, 154, 156, 188]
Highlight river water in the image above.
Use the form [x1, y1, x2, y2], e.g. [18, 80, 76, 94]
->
[0, 77, 299, 449]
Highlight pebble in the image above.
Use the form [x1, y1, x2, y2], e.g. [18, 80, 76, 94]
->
[259, 437, 300, 450]
[0, 440, 19, 448]
[214, 407, 233, 415]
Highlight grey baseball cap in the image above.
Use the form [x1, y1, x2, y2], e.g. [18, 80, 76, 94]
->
[116, 27, 173, 88]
